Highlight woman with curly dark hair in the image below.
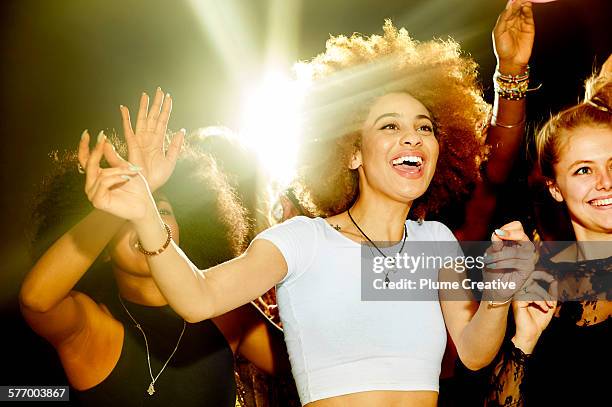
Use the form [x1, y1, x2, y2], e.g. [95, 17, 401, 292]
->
[19, 89, 289, 406]
[78, 3, 539, 406]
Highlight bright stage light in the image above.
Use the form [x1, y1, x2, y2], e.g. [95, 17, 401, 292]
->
[238, 71, 306, 188]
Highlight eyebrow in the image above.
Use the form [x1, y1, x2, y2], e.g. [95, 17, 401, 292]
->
[569, 160, 594, 168]
[372, 113, 433, 127]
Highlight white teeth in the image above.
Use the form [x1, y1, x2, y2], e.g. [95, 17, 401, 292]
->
[392, 155, 423, 166]
[590, 197, 612, 206]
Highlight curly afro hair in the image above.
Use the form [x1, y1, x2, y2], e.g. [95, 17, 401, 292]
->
[28, 135, 250, 270]
[292, 20, 490, 219]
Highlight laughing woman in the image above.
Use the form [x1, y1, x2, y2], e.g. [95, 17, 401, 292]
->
[79, 5, 538, 407]
[486, 57, 612, 407]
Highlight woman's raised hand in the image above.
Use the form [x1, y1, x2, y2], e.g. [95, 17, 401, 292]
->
[77, 89, 184, 193]
[493, 0, 535, 71]
[79, 133, 155, 221]
[119, 88, 184, 192]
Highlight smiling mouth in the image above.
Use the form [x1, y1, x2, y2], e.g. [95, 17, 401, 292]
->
[589, 197, 612, 208]
[391, 155, 424, 169]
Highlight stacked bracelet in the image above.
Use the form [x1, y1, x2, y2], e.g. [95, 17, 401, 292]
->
[136, 223, 172, 256]
[494, 65, 530, 100]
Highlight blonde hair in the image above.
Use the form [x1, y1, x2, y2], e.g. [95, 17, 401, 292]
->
[536, 69, 612, 180]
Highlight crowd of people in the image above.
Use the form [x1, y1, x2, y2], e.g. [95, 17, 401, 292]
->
[18, 1, 610, 406]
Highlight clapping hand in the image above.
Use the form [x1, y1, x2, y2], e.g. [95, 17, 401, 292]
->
[79, 134, 153, 221]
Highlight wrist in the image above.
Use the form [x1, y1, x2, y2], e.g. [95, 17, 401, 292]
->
[497, 61, 529, 76]
[486, 297, 513, 309]
[131, 198, 162, 230]
[494, 64, 530, 101]
[482, 287, 513, 304]
[511, 334, 538, 354]
[132, 209, 170, 256]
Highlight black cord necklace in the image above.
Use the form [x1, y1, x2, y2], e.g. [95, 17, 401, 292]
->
[347, 209, 407, 283]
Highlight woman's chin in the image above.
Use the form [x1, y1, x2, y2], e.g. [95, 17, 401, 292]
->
[388, 187, 428, 205]
[392, 181, 431, 201]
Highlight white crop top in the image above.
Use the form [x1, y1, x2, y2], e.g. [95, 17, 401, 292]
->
[255, 216, 459, 405]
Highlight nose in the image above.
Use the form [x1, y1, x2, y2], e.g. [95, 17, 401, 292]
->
[399, 130, 423, 147]
[596, 168, 612, 190]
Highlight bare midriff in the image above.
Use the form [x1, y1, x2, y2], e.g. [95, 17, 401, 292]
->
[305, 390, 438, 407]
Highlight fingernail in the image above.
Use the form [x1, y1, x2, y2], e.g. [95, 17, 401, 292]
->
[120, 175, 131, 181]
[180, 128, 186, 134]
[119, 104, 124, 110]
[488, 263, 496, 269]
[495, 229, 507, 237]
[157, 86, 162, 92]
[142, 91, 147, 96]
[97, 131, 106, 143]
[166, 93, 171, 98]
[129, 164, 141, 171]
[81, 129, 89, 140]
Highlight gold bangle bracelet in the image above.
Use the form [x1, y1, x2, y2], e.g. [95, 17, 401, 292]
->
[136, 223, 172, 256]
[487, 297, 512, 309]
[490, 116, 526, 129]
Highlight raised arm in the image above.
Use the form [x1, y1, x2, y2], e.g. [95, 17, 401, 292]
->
[81, 134, 287, 323]
[134, 202, 287, 322]
[487, 0, 534, 184]
[20, 89, 179, 343]
[455, 0, 534, 241]
[19, 135, 133, 341]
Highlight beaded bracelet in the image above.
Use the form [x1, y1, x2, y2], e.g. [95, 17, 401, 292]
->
[495, 89, 527, 100]
[495, 65, 530, 82]
[136, 223, 172, 256]
[494, 65, 530, 100]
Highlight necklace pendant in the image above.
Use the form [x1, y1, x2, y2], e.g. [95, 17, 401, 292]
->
[385, 276, 390, 284]
[147, 383, 155, 396]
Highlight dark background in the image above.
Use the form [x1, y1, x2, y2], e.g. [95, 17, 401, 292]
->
[0, 0, 610, 393]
